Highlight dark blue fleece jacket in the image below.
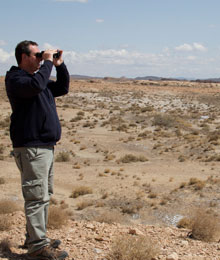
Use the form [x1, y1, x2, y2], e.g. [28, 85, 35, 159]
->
[5, 60, 69, 147]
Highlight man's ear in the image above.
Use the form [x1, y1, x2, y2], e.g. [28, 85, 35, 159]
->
[21, 53, 28, 64]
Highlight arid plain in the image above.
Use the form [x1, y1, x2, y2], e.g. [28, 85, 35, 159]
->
[0, 76, 219, 260]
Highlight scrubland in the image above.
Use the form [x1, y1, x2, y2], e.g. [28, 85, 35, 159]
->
[0, 76, 219, 259]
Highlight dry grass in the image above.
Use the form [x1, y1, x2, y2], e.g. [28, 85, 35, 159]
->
[107, 234, 159, 260]
[48, 206, 69, 229]
[0, 177, 5, 185]
[152, 113, 177, 128]
[121, 201, 144, 215]
[189, 209, 220, 242]
[119, 154, 148, 163]
[177, 217, 193, 229]
[95, 211, 124, 224]
[0, 238, 12, 254]
[55, 151, 70, 162]
[70, 186, 93, 198]
[76, 200, 94, 210]
[0, 200, 20, 214]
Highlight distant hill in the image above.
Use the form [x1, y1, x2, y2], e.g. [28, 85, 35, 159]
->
[69, 74, 220, 82]
[192, 78, 220, 83]
[134, 76, 162, 81]
[70, 75, 102, 80]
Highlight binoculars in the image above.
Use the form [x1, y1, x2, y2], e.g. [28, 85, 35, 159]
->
[35, 51, 61, 59]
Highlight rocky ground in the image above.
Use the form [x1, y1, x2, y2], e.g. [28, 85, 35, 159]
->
[0, 211, 219, 260]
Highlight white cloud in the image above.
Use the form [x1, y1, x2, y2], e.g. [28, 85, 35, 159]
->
[42, 43, 59, 50]
[193, 43, 207, 51]
[0, 48, 13, 63]
[0, 45, 217, 79]
[175, 42, 207, 52]
[187, 56, 196, 60]
[175, 43, 193, 51]
[96, 19, 104, 23]
[0, 40, 6, 46]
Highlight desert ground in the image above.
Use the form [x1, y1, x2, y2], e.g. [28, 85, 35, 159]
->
[0, 76, 219, 259]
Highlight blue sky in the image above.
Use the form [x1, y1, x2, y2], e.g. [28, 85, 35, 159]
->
[1, 0, 220, 78]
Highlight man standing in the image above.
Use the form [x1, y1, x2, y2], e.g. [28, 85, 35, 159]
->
[5, 40, 69, 260]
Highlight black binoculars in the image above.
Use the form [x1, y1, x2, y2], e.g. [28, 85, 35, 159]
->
[35, 51, 61, 59]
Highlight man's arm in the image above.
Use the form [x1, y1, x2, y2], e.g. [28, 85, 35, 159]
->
[6, 61, 53, 98]
[47, 62, 70, 97]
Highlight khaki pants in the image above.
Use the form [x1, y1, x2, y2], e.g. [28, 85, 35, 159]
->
[13, 146, 54, 254]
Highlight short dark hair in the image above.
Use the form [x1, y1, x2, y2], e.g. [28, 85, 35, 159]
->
[15, 40, 38, 65]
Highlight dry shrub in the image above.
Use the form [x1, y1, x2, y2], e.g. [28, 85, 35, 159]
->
[119, 154, 148, 163]
[119, 199, 144, 215]
[0, 238, 12, 253]
[152, 113, 177, 128]
[190, 209, 220, 242]
[188, 178, 205, 190]
[95, 211, 124, 224]
[48, 206, 69, 229]
[0, 200, 20, 214]
[0, 177, 5, 185]
[107, 234, 159, 260]
[0, 144, 5, 154]
[121, 201, 143, 215]
[55, 151, 70, 162]
[148, 192, 157, 199]
[70, 186, 93, 198]
[177, 217, 193, 229]
[76, 200, 93, 210]
[0, 215, 12, 231]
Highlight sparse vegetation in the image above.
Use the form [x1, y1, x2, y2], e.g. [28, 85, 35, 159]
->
[189, 209, 220, 242]
[107, 234, 159, 260]
[0, 238, 11, 253]
[0, 177, 5, 185]
[76, 200, 93, 210]
[70, 186, 93, 198]
[0, 200, 20, 214]
[48, 206, 69, 229]
[152, 113, 177, 128]
[55, 151, 71, 162]
[119, 154, 148, 163]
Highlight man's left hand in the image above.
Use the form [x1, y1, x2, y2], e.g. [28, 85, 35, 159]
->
[53, 50, 64, 66]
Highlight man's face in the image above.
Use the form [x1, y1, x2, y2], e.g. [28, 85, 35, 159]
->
[24, 44, 41, 74]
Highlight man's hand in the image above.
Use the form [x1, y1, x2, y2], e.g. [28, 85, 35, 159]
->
[42, 49, 57, 62]
[53, 50, 64, 66]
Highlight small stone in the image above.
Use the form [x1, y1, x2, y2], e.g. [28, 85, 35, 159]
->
[128, 228, 144, 236]
[180, 240, 189, 247]
[93, 248, 102, 254]
[94, 236, 104, 241]
[166, 252, 178, 260]
[85, 224, 96, 230]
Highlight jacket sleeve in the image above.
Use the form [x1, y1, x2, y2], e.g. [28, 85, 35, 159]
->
[6, 61, 53, 98]
[47, 62, 70, 97]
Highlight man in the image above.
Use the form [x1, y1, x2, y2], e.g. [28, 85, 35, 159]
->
[5, 40, 69, 260]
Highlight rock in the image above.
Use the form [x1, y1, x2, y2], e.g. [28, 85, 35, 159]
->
[128, 228, 144, 235]
[166, 252, 179, 260]
[180, 240, 189, 247]
[85, 223, 96, 231]
[93, 248, 102, 254]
